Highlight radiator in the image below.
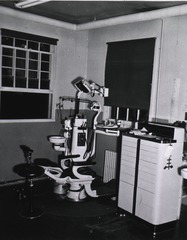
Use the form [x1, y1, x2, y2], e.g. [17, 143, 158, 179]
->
[103, 150, 117, 183]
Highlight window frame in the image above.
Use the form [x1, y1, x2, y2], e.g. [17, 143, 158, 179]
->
[0, 29, 58, 123]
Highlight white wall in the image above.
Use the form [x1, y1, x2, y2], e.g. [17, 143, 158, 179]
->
[86, 15, 187, 123]
[0, 10, 89, 182]
[157, 15, 187, 122]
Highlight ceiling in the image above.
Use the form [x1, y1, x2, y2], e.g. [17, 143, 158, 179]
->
[0, 1, 186, 24]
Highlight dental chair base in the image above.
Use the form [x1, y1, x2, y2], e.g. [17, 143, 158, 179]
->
[43, 166, 97, 202]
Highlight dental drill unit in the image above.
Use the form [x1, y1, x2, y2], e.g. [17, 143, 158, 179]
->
[42, 77, 118, 202]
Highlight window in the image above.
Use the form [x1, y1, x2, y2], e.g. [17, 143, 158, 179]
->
[0, 29, 58, 121]
[111, 106, 149, 122]
[105, 38, 155, 122]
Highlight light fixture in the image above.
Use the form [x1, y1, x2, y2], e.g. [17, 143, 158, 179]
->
[15, 0, 51, 9]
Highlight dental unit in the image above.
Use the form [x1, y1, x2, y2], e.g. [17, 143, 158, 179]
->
[42, 77, 119, 202]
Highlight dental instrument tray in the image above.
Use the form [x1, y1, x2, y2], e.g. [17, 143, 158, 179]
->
[125, 122, 181, 143]
[96, 123, 118, 129]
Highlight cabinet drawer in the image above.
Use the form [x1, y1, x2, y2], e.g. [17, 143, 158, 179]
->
[120, 171, 135, 185]
[139, 151, 158, 164]
[121, 148, 136, 157]
[138, 170, 156, 183]
[120, 164, 135, 176]
[121, 157, 136, 166]
[122, 135, 138, 144]
[140, 140, 159, 149]
[135, 188, 156, 223]
[138, 162, 157, 175]
[121, 160, 136, 169]
[121, 145, 137, 154]
[118, 181, 134, 213]
[137, 178, 155, 193]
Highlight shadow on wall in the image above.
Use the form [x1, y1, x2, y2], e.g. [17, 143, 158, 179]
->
[0, 120, 61, 183]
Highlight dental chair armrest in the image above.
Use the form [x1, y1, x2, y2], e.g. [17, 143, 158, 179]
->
[61, 154, 80, 159]
[43, 166, 69, 184]
[73, 161, 96, 166]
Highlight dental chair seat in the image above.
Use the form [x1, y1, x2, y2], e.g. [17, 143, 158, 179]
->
[42, 152, 97, 201]
[62, 166, 95, 178]
[43, 165, 98, 200]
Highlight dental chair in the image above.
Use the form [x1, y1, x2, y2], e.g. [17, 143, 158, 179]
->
[42, 78, 110, 202]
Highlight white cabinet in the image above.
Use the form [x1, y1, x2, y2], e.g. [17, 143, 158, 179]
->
[118, 125, 184, 226]
[118, 136, 137, 213]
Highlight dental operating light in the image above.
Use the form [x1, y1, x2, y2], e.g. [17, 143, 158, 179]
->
[15, 0, 51, 9]
[73, 77, 109, 98]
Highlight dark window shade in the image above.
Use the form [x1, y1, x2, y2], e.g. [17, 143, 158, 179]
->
[1, 28, 58, 45]
[0, 91, 51, 119]
[105, 38, 155, 110]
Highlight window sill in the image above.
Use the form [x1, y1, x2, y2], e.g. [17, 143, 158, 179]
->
[0, 118, 56, 123]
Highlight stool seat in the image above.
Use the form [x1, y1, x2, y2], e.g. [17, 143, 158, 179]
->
[14, 163, 44, 179]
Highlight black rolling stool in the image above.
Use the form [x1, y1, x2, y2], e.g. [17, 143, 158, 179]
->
[14, 146, 44, 219]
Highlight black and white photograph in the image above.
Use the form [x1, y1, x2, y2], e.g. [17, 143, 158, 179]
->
[0, 1, 187, 239]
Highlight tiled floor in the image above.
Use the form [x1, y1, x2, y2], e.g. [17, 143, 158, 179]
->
[1, 179, 187, 240]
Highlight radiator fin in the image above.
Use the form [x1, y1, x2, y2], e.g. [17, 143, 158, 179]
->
[103, 150, 117, 183]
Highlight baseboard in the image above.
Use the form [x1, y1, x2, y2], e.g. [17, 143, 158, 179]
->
[0, 176, 48, 188]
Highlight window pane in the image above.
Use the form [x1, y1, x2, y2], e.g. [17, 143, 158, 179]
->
[16, 69, 25, 78]
[28, 41, 38, 50]
[15, 77, 26, 88]
[29, 60, 38, 70]
[41, 72, 49, 80]
[2, 56, 13, 67]
[29, 52, 38, 60]
[15, 38, 27, 48]
[41, 80, 50, 89]
[16, 69, 26, 88]
[128, 109, 138, 121]
[41, 72, 50, 89]
[111, 106, 118, 119]
[28, 71, 38, 89]
[2, 36, 13, 46]
[41, 62, 49, 71]
[0, 91, 51, 119]
[2, 76, 13, 87]
[118, 107, 128, 120]
[29, 79, 39, 89]
[29, 70, 37, 79]
[16, 50, 26, 58]
[2, 67, 13, 87]
[16, 58, 26, 68]
[40, 43, 50, 52]
[139, 109, 149, 122]
[41, 53, 50, 61]
[2, 67, 12, 76]
[3, 48, 13, 56]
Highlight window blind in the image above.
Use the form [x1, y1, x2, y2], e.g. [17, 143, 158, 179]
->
[104, 38, 155, 110]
